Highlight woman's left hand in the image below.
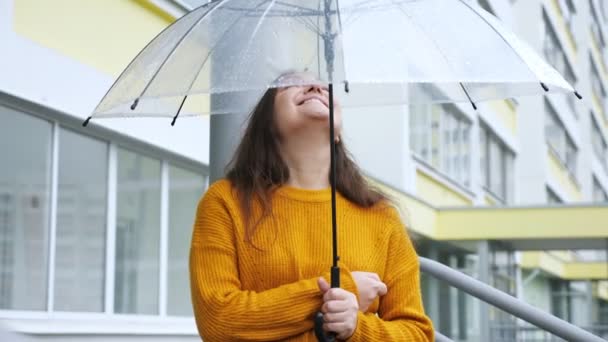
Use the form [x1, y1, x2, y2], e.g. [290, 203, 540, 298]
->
[317, 277, 359, 340]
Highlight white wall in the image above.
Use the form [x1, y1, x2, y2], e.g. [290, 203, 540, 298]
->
[0, 0, 210, 165]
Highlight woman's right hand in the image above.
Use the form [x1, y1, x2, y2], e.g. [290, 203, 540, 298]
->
[351, 271, 387, 312]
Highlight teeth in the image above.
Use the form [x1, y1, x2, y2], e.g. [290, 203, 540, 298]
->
[303, 98, 323, 105]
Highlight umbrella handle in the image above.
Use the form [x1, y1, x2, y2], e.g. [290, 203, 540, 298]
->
[314, 312, 336, 342]
[315, 266, 340, 341]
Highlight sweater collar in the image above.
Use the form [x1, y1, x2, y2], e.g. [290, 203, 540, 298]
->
[274, 184, 333, 202]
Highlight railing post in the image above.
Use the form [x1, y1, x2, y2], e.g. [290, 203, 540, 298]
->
[426, 245, 441, 329]
[477, 241, 491, 341]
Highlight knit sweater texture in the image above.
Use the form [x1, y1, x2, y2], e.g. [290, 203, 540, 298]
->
[190, 179, 434, 341]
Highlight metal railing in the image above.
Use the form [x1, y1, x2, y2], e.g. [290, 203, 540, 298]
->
[420, 257, 606, 342]
[491, 324, 608, 342]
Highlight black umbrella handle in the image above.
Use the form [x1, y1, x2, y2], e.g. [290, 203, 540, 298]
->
[314, 312, 336, 342]
[315, 266, 340, 342]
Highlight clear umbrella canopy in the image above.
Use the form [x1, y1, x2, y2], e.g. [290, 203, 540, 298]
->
[89, 0, 577, 123]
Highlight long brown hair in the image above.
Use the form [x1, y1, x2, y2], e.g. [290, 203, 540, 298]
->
[226, 88, 388, 244]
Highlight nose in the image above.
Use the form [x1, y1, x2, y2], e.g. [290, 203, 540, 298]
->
[306, 84, 324, 94]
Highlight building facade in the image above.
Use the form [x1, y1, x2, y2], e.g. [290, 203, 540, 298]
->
[0, 0, 607, 341]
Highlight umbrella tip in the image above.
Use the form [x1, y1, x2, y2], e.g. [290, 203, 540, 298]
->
[130, 98, 139, 110]
[171, 117, 177, 126]
[574, 91, 583, 100]
[540, 82, 549, 92]
[82, 116, 92, 127]
[471, 101, 477, 111]
[344, 81, 349, 93]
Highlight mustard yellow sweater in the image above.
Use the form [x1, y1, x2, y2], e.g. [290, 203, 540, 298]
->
[190, 179, 434, 341]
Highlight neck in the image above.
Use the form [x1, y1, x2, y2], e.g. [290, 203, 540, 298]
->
[280, 131, 332, 190]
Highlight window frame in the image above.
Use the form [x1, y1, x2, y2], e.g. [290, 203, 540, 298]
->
[0, 98, 208, 325]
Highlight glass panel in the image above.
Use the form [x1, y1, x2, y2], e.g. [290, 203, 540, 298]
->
[480, 126, 488, 189]
[54, 128, 107, 312]
[565, 135, 577, 176]
[409, 103, 471, 188]
[591, 114, 608, 171]
[593, 177, 608, 202]
[545, 100, 565, 159]
[542, 11, 576, 83]
[167, 166, 206, 316]
[504, 153, 514, 204]
[489, 138, 503, 198]
[442, 110, 452, 176]
[431, 106, 441, 168]
[0, 106, 51, 311]
[461, 122, 471, 187]
[115, 148, 161, 315]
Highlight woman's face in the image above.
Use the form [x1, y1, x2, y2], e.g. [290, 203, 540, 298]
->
[273, 74, 342, 141]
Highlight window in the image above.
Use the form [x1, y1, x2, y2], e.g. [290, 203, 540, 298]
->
[54, 128, 108, 312]
[0, 106, 52, 311]
[590, 54, 607, 115]
[545, 99, 578, 178]
[542, 10, 576, 84]
[591, 114, 608, 171]
[600, 300, 608, 325]
[601, 0, 608, 22]
[167, 165, 206, 316]
[593, 177, 608, 202]
[115, 148, 162, 315]
[410, 103, 472, 188]
[590, 0, 606, 49]
[479, 123, 514, 203]
[559, 0, 577, 37]
[0, 105, 208, 318]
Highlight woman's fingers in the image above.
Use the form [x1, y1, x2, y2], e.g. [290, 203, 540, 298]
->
[320, 289, 359, 340]
[323, 310, 350, 323]
[322, 288, 355, 303]
[376, 281, 388, 296]
[322, 298, 354, 314]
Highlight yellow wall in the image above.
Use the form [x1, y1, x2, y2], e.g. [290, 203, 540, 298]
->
[415, 170, 472, 207]
[14, 0, 174, 77]
[597, 282, 608, 301]
[563, 262, 608, 280]
[547, 149, 583, 202]
[521, 252, 608, 281]
[436, 205, 608, 240]
[484, 195, 496, 206]
[368, 179, 439, 238]
[520, 251, 564, 276]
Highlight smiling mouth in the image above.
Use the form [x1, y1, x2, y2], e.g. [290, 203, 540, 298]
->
[298, 97, 328, 108]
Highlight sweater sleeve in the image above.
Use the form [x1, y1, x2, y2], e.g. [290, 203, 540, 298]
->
[346, 216, 434, 342]
[189, 184, 359, 342]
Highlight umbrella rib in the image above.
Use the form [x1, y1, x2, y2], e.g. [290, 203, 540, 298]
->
[232, 0, 278, 85]
[174, 0, 272, 123]
[84, 2, 218, 125]
[460, 83, 477, 110]
[456, 0, 552, 92]
[388, 0, 473, 105]
[130, 0, 232, 110]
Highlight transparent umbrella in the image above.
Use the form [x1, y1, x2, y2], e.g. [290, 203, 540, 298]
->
[84, 1, 581, 340]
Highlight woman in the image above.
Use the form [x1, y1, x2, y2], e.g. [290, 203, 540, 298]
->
[189, 72, 434, 341]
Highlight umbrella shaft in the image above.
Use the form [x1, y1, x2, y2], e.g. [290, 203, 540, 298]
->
[328, 84, 340, 282]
